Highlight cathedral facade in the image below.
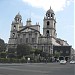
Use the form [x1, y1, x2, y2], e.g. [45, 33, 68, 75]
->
[8, 7, 71, 57]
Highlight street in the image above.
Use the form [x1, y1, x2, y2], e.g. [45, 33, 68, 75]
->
[0, 63, 74, 75]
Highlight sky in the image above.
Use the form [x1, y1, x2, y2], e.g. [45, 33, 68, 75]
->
[0, 0, 74, 49]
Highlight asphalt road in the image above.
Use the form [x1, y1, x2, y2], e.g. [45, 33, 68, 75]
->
[0, 63, 74, 75]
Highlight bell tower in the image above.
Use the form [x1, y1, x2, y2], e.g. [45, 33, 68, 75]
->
[8, 13, 23, 49]
[43, 7, 57, 38]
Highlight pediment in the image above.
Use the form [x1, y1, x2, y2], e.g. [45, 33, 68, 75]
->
[18, 26, 39, 33]
[21, 28, 32, 32]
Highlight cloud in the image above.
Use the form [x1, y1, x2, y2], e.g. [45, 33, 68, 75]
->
[22, 0, 73, 12]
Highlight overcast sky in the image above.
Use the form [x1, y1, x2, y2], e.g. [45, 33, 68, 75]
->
[0, 0, 74, 48]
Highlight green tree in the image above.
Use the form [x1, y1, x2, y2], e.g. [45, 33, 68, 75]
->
[8, 48, 16, 53]
[0, 38, 6, 52]
[34, 48, 42, 55]
[54, 51, 60, 58]
[17, 44, 32, 58]
[0, 52, 6, 58]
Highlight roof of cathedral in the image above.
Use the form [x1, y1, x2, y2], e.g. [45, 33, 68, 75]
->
[15, 12, 22, 19]
[46, 6, 54, 14]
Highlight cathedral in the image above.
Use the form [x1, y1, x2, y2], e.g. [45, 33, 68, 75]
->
[8, 7, 72, 59]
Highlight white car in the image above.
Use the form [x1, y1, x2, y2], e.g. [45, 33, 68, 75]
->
[60, 60, 67, 64]
[70, 60, 75, 64]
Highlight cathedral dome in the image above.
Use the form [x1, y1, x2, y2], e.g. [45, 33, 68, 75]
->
[46, 7, 54, 14]
[15, 13, 22, 19]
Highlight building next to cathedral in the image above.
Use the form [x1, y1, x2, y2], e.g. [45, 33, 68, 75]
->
[8, 7, 74, 60]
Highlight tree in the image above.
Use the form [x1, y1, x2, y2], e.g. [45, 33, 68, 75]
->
[8, 48, 16, 53]
[17, 44, 32, 58]
[0, 52, 6, 58]
[34, 48, 42, 55]
[54, 51, 60, 58]
[7, 53, 16, 58]
[0, 38, 6, 52]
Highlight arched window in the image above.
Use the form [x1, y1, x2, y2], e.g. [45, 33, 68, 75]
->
[51, 14, 53, 18]
[47, 21, 50, 28]
[14, 25, 16, 30]
[32, 38, 35, 43]
[12, 33, 15, 37]
[16, 18, 18, 22]
[46, 30, 49, 37]
[48, 14, 50, 18]
[48, 14, 50, 17]
[26, 38, 28, 43]
[18, 18, 19, 21]
[47, 30, 49, 33]
[47, 21, 50, 25]
[20, 20, 21, 23]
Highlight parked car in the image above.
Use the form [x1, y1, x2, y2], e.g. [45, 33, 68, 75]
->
[60, 60, 67, 64]
[70, 60, 75, 64]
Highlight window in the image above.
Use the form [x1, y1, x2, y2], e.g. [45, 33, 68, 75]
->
[47, 21, 50, 26]
[16, 18, 19, 22]
[20, 20, 21, 23]
[47, 21, 50, 27]
[13, 25, 16, 30]
[26, 38, 28, 43]
[47, 30, 49, 34]
[23, 34, 26, 37]
[12, 33, 15, 37]
[32, 38, 35, 43]
[29, 33, 32, 37]
[48, 14, 50, 17]
[18, 18, 19, 21]
[46, 30, 49, 37]
[47, 14, 50, 18]
[35, 33, 37, 39]
[51, 14, 53, 18]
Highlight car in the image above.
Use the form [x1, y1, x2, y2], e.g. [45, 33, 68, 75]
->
[60, 60, 67, 64]
[70, 60, 75, 64]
